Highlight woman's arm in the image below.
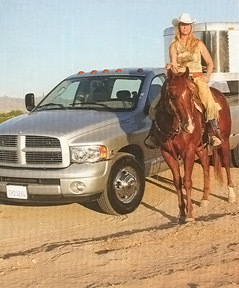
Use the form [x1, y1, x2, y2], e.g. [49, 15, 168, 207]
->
[168, 42, 179, 73]
[198, 40, 214, 82]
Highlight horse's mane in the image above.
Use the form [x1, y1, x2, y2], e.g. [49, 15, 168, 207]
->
[156, 79, 171, 113]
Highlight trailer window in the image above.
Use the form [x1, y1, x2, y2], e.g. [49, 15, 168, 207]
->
[204, 31, 229, 73]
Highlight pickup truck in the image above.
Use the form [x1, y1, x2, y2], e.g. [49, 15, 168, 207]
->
[0, 68, 238, 215]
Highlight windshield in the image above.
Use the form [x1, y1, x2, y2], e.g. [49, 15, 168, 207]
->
[37, 76, 144, 111]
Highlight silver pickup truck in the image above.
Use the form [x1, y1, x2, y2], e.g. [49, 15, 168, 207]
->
[0, 68, 238, 215]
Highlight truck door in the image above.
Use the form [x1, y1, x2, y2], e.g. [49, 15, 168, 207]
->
[143, 74, 168, 176]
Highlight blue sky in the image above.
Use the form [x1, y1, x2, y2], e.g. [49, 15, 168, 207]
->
[0, 0, 238, 98]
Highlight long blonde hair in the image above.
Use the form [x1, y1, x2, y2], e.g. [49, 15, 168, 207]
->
[172, 24, 199, 52]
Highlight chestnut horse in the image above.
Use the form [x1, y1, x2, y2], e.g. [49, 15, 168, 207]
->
[154, 68, 236, 222]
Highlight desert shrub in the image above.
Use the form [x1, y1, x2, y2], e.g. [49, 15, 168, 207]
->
[0, 110, 24, 124]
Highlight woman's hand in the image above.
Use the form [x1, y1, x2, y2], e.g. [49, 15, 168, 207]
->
[200, 74, 210, 83]
[166, 63, 178, 74]
[166, 63, 173, 70]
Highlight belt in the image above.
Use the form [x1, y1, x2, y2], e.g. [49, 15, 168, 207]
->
[191, 72, 203, 79]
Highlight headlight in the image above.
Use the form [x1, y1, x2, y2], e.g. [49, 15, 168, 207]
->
[70, 145, 107, 163]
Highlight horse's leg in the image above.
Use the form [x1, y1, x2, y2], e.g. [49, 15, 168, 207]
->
[221, 140, 236, 203]
[183, 148, 196, 221]
[161, 149, 186, 219]
[196, 145, 211, 207]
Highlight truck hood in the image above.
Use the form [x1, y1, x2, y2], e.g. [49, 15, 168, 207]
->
[0, 109, 132, 139]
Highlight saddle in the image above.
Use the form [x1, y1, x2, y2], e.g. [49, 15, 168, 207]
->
[186, 79, 223, 146]
[185, 78, 204, 113]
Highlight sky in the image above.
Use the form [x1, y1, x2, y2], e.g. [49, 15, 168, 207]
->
[0, 0, 238, 98]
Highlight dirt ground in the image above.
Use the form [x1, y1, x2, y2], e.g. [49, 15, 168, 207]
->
[0, 163, 239, 288]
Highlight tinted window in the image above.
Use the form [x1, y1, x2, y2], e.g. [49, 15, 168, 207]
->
[37, 76, 144, 111]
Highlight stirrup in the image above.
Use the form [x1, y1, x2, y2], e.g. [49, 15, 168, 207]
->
[144, 135, 156, 149]
[210, 135, 222, 148]
[208, 119, 220, 135]
[207, 120, 223, 147]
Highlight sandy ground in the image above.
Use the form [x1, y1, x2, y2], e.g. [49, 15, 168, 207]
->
[0, 163, 239, 288]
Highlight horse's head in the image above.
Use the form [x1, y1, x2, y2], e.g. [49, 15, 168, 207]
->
[166, 68, 195, 133]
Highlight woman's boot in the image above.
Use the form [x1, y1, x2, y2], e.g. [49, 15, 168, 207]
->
[144, 121, 156, 149]
[207, 119, 222, 147]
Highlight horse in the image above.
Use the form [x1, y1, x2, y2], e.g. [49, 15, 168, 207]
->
[154, 68, 236, 222]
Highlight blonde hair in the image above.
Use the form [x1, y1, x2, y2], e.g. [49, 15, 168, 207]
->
[172, 24, 199, 52]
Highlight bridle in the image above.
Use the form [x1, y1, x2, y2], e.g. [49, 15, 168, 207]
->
[154, 117, 180, 140]
[154, 75, 195, 140]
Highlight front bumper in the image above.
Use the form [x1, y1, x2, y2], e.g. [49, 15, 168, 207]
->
[0, 160, 112, 202]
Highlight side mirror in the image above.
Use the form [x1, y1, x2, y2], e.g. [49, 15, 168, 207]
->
[25, 93, 35, 111]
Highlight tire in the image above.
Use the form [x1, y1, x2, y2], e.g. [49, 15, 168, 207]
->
[97, 153, 145, 215]
[232, 143, 239, 168]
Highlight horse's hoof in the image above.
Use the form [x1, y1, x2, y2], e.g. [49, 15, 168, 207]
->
[178, 216, 186, 224]
[228, 187, 236, 203]
[200, 199, 210, 208]
[185, 217, 195, 223]
[228, 195, 236, 203]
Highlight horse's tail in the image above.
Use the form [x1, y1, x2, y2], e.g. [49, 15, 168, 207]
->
[212, 148, 223, 184]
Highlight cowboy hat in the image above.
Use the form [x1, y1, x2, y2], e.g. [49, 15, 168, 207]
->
[172, 13, 196, 27]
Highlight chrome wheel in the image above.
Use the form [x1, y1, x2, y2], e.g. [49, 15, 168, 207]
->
[97, 153, 145, 215]
[114, 167, 139, 204]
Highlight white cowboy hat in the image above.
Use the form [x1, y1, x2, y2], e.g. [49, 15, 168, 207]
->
[172, 13, 196, 27]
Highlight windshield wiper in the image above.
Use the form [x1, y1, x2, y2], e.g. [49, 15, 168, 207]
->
[73, 102, 115, 111]
[36, 103, 67, 110]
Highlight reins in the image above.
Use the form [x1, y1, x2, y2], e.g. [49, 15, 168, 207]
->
[154, 117, 180, 140]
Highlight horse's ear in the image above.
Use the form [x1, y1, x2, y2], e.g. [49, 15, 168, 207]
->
[167, 68, 173, 80]
[184, 67, 190, 78]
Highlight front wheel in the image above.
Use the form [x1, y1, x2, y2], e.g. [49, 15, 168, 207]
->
[97, 153, 145, 215]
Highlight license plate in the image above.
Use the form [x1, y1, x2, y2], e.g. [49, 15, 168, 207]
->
[6, 185, 28, 200]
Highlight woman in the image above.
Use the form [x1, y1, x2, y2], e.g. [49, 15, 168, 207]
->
[145, 13, 221, 148]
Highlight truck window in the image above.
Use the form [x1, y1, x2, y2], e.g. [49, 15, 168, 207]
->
[148, 75, 164, 104]
[37, 76, 144, 111]
[55, 81, 79, 104]
[111, 78, 142, 99]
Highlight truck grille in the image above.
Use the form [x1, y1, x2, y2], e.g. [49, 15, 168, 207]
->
[0, 135, 17, 147]
[26, 136, 61, 148]
[0, 151, 18, 163]
[0, 135, 63, 167]
[26, 151, 62, 164]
